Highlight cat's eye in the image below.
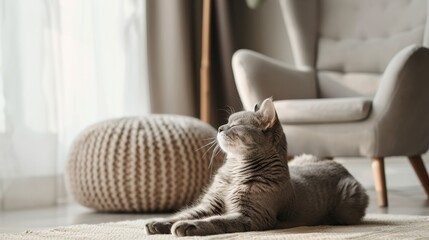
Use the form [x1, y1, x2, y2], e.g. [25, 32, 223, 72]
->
[229, 123, 245, 129]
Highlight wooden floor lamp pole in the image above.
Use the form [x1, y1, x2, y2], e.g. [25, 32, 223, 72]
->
[200, 0, 212, 123]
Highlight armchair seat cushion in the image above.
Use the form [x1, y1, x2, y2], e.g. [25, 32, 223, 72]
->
[274, 97, 372, 124]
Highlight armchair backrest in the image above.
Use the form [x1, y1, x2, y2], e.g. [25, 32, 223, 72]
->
[280, 0, 428, 98]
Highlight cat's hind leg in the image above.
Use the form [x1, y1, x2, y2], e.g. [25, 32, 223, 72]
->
[332, 177, 369, 225]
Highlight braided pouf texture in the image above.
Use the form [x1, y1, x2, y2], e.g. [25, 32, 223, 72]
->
[67, 115, 220, 212]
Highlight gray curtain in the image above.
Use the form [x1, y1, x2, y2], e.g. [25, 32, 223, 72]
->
[146, 0, 200, 117]
[210, 0, 242, 127]
[146, 0, 242, 127]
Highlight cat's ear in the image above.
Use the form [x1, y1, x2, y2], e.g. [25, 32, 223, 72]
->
[258, 97, 276, 129]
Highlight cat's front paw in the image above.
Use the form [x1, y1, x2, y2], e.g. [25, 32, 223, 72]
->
[172, 221, 199, 237]
[144, 221, 173, 235]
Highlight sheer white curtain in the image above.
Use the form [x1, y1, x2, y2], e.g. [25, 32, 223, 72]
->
[0, 0, 150, 210]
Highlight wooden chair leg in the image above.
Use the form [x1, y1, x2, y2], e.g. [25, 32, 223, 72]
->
[408, 156, 429, 197]
[372, 157, 388, 207]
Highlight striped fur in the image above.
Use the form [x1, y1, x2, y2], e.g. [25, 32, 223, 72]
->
[145, 98, 369, 236]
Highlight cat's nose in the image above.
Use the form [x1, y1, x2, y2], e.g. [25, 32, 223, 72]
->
[218, 125, 227, 133]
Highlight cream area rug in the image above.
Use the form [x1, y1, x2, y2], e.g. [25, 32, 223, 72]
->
[1, 214, 429, 240]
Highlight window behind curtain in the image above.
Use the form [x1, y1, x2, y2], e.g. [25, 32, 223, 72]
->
[0, 0, 150, 210]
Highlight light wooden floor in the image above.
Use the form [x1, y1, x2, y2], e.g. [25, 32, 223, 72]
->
[1, 157, 429, 234]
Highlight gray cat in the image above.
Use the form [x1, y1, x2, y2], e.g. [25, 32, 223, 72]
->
[144, 98, 369, 236]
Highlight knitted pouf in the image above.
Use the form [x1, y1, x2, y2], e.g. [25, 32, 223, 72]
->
[67, 115, 221, 212]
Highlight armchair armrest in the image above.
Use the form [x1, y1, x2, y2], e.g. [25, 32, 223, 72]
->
[232, 49, 317, 110]
[372, 45, 429, 156]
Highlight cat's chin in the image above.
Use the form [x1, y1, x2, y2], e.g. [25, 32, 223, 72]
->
[217, 133, 238, 155]
[216, 134, 229, 151]
[217, 133, 249, 157]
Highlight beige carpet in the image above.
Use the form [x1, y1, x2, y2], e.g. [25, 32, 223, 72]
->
[1, 214, 429, 240]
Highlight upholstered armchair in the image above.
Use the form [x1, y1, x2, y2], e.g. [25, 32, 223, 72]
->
[232, 0, 429, 207]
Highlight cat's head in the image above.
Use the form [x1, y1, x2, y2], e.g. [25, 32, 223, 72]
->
[217, 98, 287, 158]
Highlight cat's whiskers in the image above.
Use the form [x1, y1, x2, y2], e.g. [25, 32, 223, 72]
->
[195, 139, 218, 151]
[201, 136, 217, 141]
[209, 144, 223, 170]
[220, 106, 236, 120]
[200, 140, 218, 160]
[226, 106, 236, 116]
